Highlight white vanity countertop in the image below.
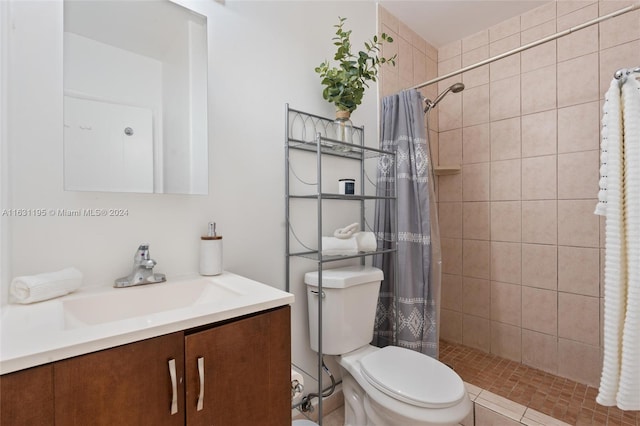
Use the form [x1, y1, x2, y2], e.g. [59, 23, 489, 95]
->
[0, 272, 294, 375]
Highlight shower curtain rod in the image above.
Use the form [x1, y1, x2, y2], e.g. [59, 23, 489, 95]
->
[410, 2, 640, 90]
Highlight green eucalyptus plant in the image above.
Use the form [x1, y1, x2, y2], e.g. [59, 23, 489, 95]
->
[315, 17, 397, 113]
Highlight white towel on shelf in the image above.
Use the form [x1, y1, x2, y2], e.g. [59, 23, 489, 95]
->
[597, 75, 640, 411]
[333, 222, 360, 239]
[9, 267, 83, 304]
[355, 232, 377, 252]
[321, 236, 358, 256]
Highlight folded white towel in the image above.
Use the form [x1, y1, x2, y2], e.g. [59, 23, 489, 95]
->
[9, 267, 83, 304]
[355, 232, 377, 252]
[321, 236, 358, 256]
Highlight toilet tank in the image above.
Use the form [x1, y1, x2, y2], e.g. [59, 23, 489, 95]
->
[304, 266, 383, 355]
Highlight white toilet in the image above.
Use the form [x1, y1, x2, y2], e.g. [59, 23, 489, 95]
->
[305, 266, 472, 426]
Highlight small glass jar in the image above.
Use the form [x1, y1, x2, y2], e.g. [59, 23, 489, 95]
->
[333, 110, 353, 151]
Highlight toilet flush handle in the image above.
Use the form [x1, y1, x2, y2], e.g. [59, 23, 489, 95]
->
[310, 290, 325, 298]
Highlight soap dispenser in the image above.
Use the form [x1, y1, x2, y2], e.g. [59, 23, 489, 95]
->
[200, 222, 222, 276]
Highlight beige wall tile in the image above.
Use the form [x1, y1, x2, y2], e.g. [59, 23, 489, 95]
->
[558, 338, 602, 387]
[490, 117, 521, 161]
[490, 75, 521, 121]
[557, 53, 599, 108]
[439, 173, 462, 202]
[521, 2, 557, 30]
[522, 286, 558, 335]
[558, 292, 600, 345]
[521, 41, 556, 72]
[557, 102, 600, 153]
[491, 241, 522, 285]
[599, 9, 640, 50]
[522, 243, 558, 290]
[491, 321, 522, 361]
[558, 200, 599, 247]
[463, 124, 490, 164]
[490, 55, 521, 82]
[489, 15, 521, 43]
[439, 202, 463, 239]
[522, 155, 557, 200]
[558, 0, 597, 16]
[463, 276, 491, 318]
[463, 314, 491, 351]
[463, 65, 490, 89]
[522, 65, 557, 115]
[463, 202, 490, 240]
[378, 6, 399, 34]
[558, 26, 598, 62]
[599, 0, 635, 16]
[491, 201, 522, 242]
[522, 200, 558, 245]
[398, 36, 414, 84]
[438, 92, 463, 131]
[442, 273, 463, 311]
[491, 280, 522, 326]
[521, 19, 557, 45]
[558, 246, 600, 296]
[463, 84, 490, 127]
[476, 391, 527, 423]
[491, 159, 521, 201]
[441, 237, 463, 274]
[441, 309, 463, 343]
[557, 2, 598, 30]
[522, 329, 559, 374]
[521, 110, 557, 158]
[463, 29, 489, 53]
[439, 40, 462, 61]
[463, 162, 490, 201]
[413, 48, 427, 87]
[557, 150, 599, 199]
[439, 128, 463, 165]
[463, 239, 491, 279]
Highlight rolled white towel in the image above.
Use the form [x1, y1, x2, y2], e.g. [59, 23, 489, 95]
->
[333, 222, 360, 239]
[321, 236, 358, 256]
[10, 267, 83, 304]
[355, 231, 377, 252]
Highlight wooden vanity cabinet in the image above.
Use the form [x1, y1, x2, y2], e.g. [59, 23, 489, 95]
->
[1, 306, 291, 426]
[185, 305, 291, 426]
[54, 332, 185, 426]
[0, 363, 54, 425]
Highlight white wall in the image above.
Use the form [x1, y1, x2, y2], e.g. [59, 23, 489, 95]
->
[3, 0, 379, 389]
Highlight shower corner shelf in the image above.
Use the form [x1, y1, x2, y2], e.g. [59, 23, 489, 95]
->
[434, 165, 461, 175]
[284, 104, 398, 425]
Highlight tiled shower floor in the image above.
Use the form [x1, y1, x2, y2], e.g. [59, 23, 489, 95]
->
[440, 340, 640, 425]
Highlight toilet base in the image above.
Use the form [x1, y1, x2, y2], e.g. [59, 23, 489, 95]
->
[338, 347, 472, 426]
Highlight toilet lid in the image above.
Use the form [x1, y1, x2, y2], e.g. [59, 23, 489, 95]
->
[360, 346, 466, 409]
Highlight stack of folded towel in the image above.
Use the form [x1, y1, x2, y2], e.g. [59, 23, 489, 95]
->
[9, 267, 83, 304]
[322, 223, 377, 256]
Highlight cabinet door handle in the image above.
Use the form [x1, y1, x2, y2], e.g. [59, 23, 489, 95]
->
[197, 356, 205, 411]
[168, 358, 178, 415]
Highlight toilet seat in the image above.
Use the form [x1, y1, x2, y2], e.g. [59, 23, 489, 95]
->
[359, 346, 466, 409]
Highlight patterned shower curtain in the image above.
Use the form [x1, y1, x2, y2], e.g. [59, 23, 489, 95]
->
[373, 89, 438, 357]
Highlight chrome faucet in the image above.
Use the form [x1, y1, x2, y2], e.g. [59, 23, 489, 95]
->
[114, 244, 166, 288]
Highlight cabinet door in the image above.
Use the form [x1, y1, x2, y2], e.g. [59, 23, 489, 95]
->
[185, 306, 291, 426]
[54, 332, 185, 426]
[1, 364, 54, 425]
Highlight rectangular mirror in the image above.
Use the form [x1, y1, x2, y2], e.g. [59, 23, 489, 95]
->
[63, 0, 208, 194]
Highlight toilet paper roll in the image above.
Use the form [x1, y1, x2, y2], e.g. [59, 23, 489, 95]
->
[291, 368, 305, 405]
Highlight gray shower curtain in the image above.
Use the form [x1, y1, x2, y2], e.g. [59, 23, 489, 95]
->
[373, 89, 438, 357]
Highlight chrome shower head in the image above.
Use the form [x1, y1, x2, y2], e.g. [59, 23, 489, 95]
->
[424, 82, 465, 112]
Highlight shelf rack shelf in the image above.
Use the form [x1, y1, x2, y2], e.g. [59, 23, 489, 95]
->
[284, 104, 398, 425]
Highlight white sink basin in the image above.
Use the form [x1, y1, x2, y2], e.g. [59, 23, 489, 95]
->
[63, 277, 244, 329]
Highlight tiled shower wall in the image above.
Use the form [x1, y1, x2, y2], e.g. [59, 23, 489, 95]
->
[378, 6, 440, 156]
[379, 1, 640, 388]
[434, 1, 640, 387]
